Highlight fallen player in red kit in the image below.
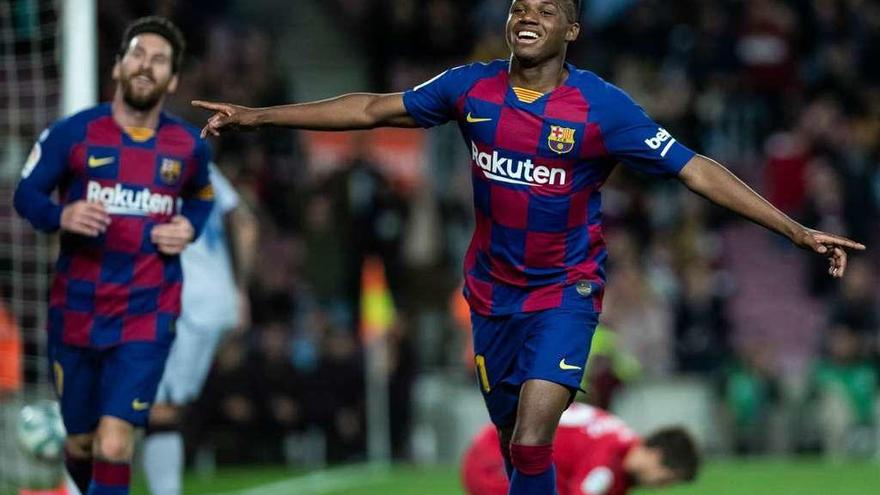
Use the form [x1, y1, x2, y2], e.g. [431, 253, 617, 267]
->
[462, 403, 699, 495]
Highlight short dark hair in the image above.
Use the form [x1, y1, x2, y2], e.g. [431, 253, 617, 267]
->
[118, 16, 186, 73]
[562, 0, 581, 22]
[643, 427, 700, 482]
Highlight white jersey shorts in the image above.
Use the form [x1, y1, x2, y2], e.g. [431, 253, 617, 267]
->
[154, 318, 230, 405]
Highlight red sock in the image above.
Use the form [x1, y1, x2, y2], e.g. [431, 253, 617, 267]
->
[88, 460, 130, 494]
[509, 443, 553, 476]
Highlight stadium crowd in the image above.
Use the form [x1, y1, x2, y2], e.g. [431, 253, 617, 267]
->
[6, 0, 874, 465]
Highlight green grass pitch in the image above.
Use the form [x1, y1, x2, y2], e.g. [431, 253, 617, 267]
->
[125, 459, 879, 495]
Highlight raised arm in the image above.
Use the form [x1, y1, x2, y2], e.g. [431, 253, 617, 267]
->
[192, 92, 417, 138]
[678, 154, 866, 277]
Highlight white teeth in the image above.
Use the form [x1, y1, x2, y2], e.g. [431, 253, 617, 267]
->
[518, 31, 539, 39]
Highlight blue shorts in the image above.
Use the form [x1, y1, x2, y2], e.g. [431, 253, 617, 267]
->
[472, 307, 599, 427]
[48, 340, 172, 434]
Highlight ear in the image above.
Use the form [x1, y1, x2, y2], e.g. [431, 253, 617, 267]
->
[112, 58, 121, 81]
[167, 74, 179, 94]
[565, 22, 580, 42]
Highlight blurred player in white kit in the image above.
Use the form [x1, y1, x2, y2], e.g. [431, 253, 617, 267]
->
[143, 165, 256, 495]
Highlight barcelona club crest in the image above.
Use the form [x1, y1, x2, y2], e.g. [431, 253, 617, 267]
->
[160, 158, 182, 184]
[548, 125, 576, 154]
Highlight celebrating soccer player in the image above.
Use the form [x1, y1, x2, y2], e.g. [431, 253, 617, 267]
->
[193, 1, 864, 494]
[462, 402, 699, 495]
[14, 16, 213, 495]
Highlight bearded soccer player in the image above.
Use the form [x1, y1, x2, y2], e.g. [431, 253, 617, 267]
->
[462, 403, 698, 495]
[193, 1, 864, 493]
[14, 16, 213, 495]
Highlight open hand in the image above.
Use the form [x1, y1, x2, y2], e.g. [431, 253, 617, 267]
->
[151, 215, 194, 255]
[192, 100, 260, 138]
[61, 201, 111, 237]
[792, 228, 866, 278]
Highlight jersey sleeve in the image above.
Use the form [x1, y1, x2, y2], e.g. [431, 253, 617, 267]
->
[598, 83, 695, 177]
[208, 164, 239, 215]
[402, 65, 471, 128]
[180, 138, 215, 239]
[13, 124, 72, 232]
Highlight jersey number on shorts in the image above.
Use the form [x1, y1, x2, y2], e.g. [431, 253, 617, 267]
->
[475, 355, 491, 393]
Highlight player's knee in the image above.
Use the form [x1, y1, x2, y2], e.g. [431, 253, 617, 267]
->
[509, 443, 553, 476]
[148, 403, 181, 431]
[93, 431, 133, 462]
[511, 422, 555, 446]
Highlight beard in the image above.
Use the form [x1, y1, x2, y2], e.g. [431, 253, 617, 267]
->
[119, 71, 169, 111]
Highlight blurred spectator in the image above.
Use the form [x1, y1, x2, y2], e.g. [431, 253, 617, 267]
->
[312, 320, 366, 463]
[826, 257, 879, 362]
[603, 258, 674, 378]
[191, 335, 265, 464]
[807, 324, 878, 458]
[386, 316, 416, 460]
[309, 143, 411, 321]
[673, 259, 731, 374]
[581, 324, 642, 410]
[721, 343, 780, 455]
[254, 322, 307, 452]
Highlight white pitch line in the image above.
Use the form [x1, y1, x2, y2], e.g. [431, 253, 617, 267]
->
[207, 464, 392, 495]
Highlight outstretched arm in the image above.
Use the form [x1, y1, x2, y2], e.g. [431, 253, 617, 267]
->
[678, 154, 865, 278]
[192, 93, 417, 138]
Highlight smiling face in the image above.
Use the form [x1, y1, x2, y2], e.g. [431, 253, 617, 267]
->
[113, 33, 178, 111]
[506, 0, 580, 66]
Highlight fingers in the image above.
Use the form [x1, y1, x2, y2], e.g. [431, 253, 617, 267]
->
[62, 201, 111, 236]
[813, 232, 866, 251]
[191, 100, 232, 115]
[68, 221, 101, 237]
[835, 247, 847, 277]
[200, 113, 227, 139]
[155, 241, 187, 255]
[192, 100, 231, 138]
[76, 218, 107, 236]
[200, 125, 217, 139]
[80, 204, 111, 228]
[828, 247, 847, 278]
[151, 229, 189, 255]
[151, 217, 194, 255]
[150, 227, 190, 244]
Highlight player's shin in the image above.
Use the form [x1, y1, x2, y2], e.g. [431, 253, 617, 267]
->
[143, 405, 184, 495]
[88, 418, 134, 494]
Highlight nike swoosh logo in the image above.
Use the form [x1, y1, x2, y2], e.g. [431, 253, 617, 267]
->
[466, 112, 492, 123]
[559, 359, 582, 371]
[132, 399, 151, 411]
[88, 156, 115, 168]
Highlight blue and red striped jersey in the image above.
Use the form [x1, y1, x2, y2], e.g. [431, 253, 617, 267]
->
[14, 103, 214, 348]
[404, 60, 695, 316]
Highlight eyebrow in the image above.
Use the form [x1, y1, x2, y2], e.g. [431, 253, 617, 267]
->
[512, 0, 562, 7]
[511, 0, 560, 7]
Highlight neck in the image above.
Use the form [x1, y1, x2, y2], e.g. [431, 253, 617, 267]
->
[111, 87, 163, 129]
[508, 54, 568, 93]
